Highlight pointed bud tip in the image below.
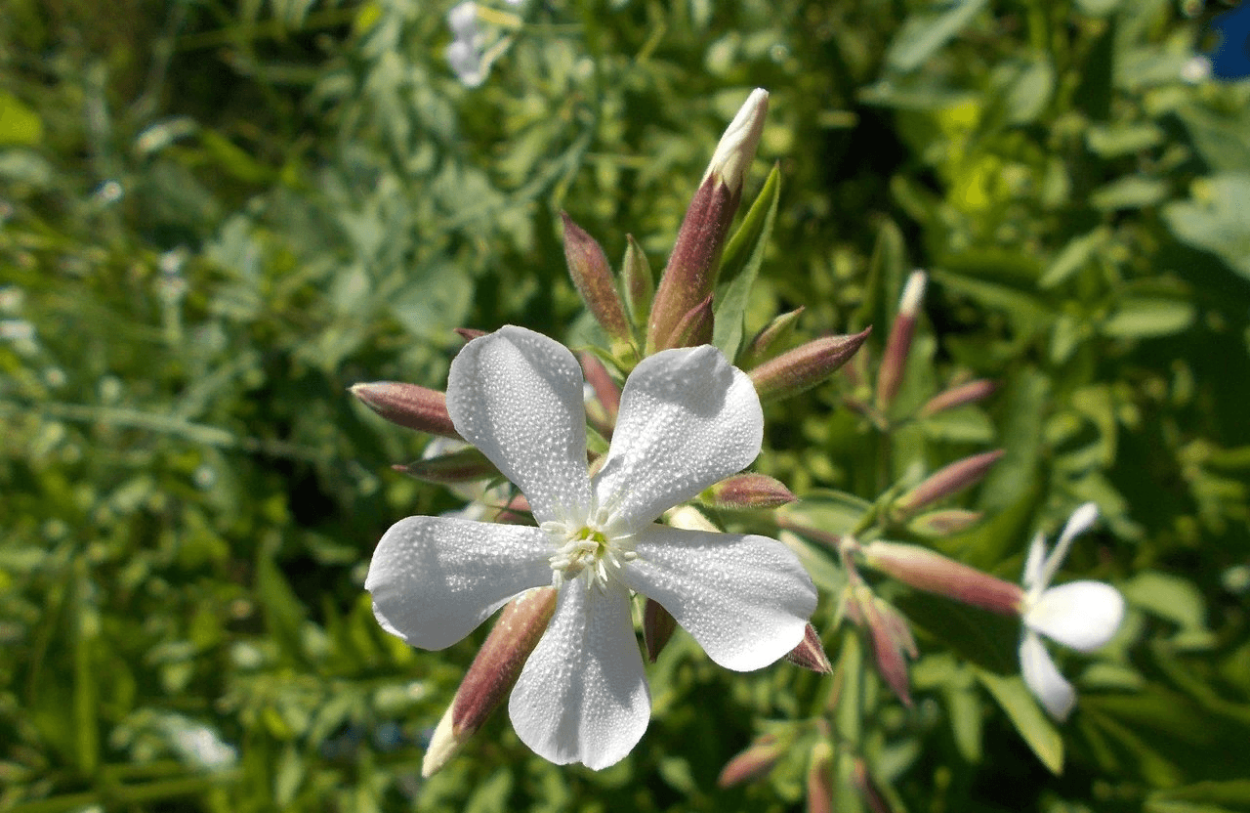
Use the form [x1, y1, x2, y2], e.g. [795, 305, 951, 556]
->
[899, 269, 928, 317]
[704, 89, 770, 193]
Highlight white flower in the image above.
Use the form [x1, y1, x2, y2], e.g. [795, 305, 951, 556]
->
[446, 2, 485, 87]
[366, 326, 816, 769]
[1019, 502, 1125, 721]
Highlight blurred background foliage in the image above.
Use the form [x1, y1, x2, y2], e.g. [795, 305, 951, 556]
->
[2, 0, 1249, 810]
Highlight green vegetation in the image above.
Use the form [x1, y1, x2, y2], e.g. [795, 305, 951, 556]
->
[2, 0, 1249, 811]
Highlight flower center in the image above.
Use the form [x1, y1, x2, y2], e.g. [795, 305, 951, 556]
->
[543, 516, 636, 591]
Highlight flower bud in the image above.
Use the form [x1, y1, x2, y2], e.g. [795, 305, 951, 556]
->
[892, 450, 1004, 520]
[647, 89, 768, 353]
[704, 88, 770, 195]
[422, 587, 557, 777]
[657, 293, 714, 352]
[718, 734, 784, 788]
[561, 212, 633, 352]
[860, 540, 1025, 614]
[701, 473, 797, 510]
[876, 270, 927, 411]
[848, 587, 916, 706]
[643, 598, 677, 663]
[806, 739, 835, 813]
[739, 306, 805, 369]
[580, 352, 621, 424]
[350, 382, 460, 439]
[749, 328, 872, 403]
[621, 234, 653, 332]
[918, 378, 997, 417]
[906, 509, 984, 537]
[852, 758, 894, 813]
[392, 446, 498, 484]
[785, 622, 833, 673]
[454, 327, 487, 342]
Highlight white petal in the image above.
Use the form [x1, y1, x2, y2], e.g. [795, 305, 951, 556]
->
[1019, 631, 1076, 721]
[1022, 531, 1047, 591]
[593, 346, 763, 529]
[1058, 502, 1100, 549]
[509, 583, 649, 769]
[1025, 581, 1125, 653]
[447, 326, 592, 525]
[365, 517, 551, 650]
[623, 526, 815, 671]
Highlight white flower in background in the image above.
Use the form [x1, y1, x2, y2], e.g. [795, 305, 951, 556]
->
[366, 326, 816, 768]
[1019, 502, 1125, 721]
[446, 2, 485, 87]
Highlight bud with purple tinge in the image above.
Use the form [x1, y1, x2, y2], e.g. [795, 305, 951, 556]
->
[906, 508, 984, 537]
[847, 586, 917, 706]
[918, 378, 997, 417]
[580, 352, 621, 438]
[350, 382, 460, 439]
[785, 622, 833, 673]
[663, 293, 715, 351]
[749, 329, 871, 403]
[422, 587, 557, 777]
[701, 473, 797, 510]
[891, 450, 1004, 521]
[806, 739, 835, 813]
[392, 446, 498, 484]
[647, 89, 769, 353]
[875, 270, 927, 411]
[852, 757, 894, 813]
[717, 734, 784, 788]
[561, 213, 634, 356]
[860, 540, 1025, 614]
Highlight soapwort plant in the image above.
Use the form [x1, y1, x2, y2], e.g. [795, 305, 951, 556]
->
[353, 88, 1126, 808]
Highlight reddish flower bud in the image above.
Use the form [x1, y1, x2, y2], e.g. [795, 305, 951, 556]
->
[860, 540, 1025, 614]
[717, 734, 783, 788]
[580, 352, 621, 423]
[647, 90, 769, 353]
[657, 293, 715, 352]
[739, 306, 805, 369]
[806, 739, 835, 813]
[918, 378, 997, 417]
[906, 509, 984, 537]
[350, 382, 460, 439]
[876, 270, 927, 411]
[392, 446, 498, 484]
[849, 587, 916, 706]
[643, 598, 677, 663]
[561, 213, 633, 352]
[422, 587, 557, 777]
[892, 450, 1004, 519]
[852, 758, 894, 813]
[702, 473, 797, 510]
[622, 234, 653, 333]
[749, 328, 872, 403]
[455, 327, 488, 342]
[785, 623, 833, 673]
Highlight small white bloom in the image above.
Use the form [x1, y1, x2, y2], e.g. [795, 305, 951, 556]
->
[1018, 503, 1125, 721]
[702, 88, 769, 194]
[366, 326, 816, 769]
[446, 2, 486, 86]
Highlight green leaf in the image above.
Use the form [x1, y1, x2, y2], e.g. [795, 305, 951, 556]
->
[1101, 296, 1195, 338]
[973, 669, 1065, 774]
[1146, 781, 1250, 813]
[714, 164, 781, 360]
[885, 0, 990, 72]
[1089, 175, 1168, 211]
[1122, 571, 1207, 631]
[1164, 175, 1250, 281]
[0, 90, 43, 145]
